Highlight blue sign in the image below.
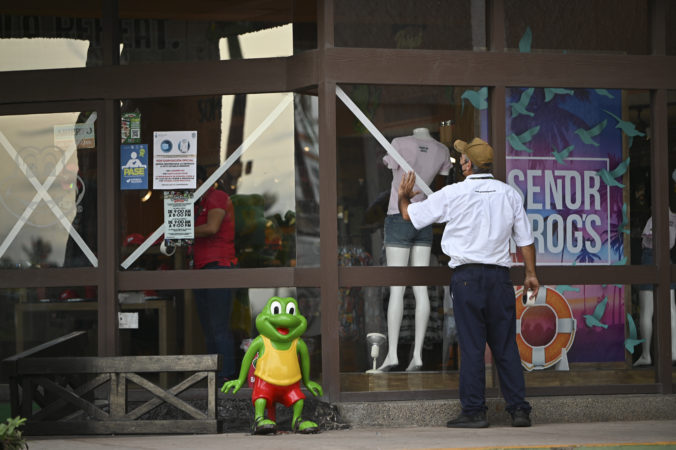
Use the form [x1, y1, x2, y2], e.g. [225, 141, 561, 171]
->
[120, 144, 148, 190]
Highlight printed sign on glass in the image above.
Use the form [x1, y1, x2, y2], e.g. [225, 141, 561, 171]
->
[120, 144, 148, 190]
[153, 130, 197, 190]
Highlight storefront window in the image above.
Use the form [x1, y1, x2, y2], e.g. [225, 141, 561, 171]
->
[336, 84, 487, 268]
[119, 92, 319, 271]
[505, 87, 655, 380]
[0, 111, 98, 269]
[118, 0, 316, 64]
[0, 286, 98, 363]
[119, 286, 322, 385]
[340, 282, 653, 392]
[335, 0, 483, 51]
[0, 2, 103, 71]
[505, 0, 650, 55]
[667, 90, 676, 384]
[339, 283, 455, 392]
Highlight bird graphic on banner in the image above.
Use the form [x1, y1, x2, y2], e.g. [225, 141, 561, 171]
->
[583, 296, 609, 329]
[510, 87, 535, 118]
[552, 144, 575, 164]
[555, 285, 580, 295]
[574, 119, 607, 147]
[508, 125, 540, 153]
[594, 89, 615, 99]
[596, 157, 630, 188]
[545, 88, 574, 102]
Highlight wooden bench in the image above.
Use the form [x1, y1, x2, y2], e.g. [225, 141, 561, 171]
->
[2, 333, 222, 435]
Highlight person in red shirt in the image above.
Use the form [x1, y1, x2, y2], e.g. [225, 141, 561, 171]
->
[193, 165, 238, 381]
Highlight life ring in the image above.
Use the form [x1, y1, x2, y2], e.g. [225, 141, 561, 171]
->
[515, 286, 576, 371]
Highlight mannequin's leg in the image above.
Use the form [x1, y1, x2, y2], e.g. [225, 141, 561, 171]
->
[377, 246, 410, 371]
[634, 290, 654, 366]
[406, 245, 431, 371]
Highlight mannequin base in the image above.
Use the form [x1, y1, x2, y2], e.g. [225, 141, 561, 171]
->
[376, 362, 399, 372]
[633, 355, 652, 366]
[633, 355, 676, 366]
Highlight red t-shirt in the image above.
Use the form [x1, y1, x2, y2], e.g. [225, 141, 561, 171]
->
[193, 187, 237, 269]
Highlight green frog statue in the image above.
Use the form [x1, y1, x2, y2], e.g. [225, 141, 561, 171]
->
[221, 296, 323, 435]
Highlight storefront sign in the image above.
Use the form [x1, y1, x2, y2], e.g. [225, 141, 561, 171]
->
[120, 144, 148, 190]
[163, 191, 194, 240]
[507, 88, 627, 365]
[153, 130, 197, 190]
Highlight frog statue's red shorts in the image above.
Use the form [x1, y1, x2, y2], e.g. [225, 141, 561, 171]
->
[252, 377, 305, 407]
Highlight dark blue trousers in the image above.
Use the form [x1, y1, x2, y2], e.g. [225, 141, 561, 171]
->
[194, 262, 236, 379]
[451, 264, 531, 415]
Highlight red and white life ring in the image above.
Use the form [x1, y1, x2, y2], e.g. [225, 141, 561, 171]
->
[515, 286, 576, 371]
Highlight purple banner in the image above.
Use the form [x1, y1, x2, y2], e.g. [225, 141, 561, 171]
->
[506, 88, 627, 364]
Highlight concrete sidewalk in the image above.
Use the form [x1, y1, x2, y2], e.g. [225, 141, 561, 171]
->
[24, 420, 676, 450]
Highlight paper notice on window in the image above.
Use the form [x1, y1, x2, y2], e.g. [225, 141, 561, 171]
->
[153, 130, 197, 190]
[163, 191, 194, 240]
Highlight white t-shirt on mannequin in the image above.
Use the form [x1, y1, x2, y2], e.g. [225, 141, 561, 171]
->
[383, 128, 451, 215]
[640, 211, 676, 249]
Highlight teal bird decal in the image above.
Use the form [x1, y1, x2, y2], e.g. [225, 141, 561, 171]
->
[603, 109, 645, 147]
[612, 256, 628, 265]
[594, 89, 615, 99]
[510, 87, 535, 118]
[519, 27, 532, 53]
[618, 203, 629, 234]
[624, 313, 645, 354]
[461, 87, 488, 113]
[583, 296, 609, 329]
[551, 144, 575, 164]
[574, 119, 607, 147]
[596, 157, 630, 188]
[508, 125, 540, 153]
[544, 88, 574, 102]
[602, 110, 645, 138]
[555, 285, 580, 294]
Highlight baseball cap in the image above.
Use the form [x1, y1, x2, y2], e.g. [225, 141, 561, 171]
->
[123, 233, 145, 247]
[454, 137, 493, 168]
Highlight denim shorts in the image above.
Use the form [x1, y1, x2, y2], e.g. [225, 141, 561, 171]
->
[384, 213, 433, 248]
[638, 247, 676, 290]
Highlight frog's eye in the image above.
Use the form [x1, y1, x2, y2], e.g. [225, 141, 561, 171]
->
[270, 300, 283, 315]
[286, 302, 296, 315]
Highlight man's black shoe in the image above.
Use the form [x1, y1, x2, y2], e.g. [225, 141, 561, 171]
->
[510, 409, 531, 427]
[446, 412, 489, 428]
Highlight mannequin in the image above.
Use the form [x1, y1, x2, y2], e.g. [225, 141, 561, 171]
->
[412, 127, 433, 140]
[634, 214, 676, 366]
[378, 127, 451, 372]
[634, 290, 676, 365]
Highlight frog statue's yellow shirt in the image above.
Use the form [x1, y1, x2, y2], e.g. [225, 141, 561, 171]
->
[254, 336, 301, 386]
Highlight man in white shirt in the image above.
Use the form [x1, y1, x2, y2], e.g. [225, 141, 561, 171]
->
[398, 137, 540, 428]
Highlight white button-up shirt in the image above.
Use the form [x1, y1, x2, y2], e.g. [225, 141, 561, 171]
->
[407, 174, 533, 268]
